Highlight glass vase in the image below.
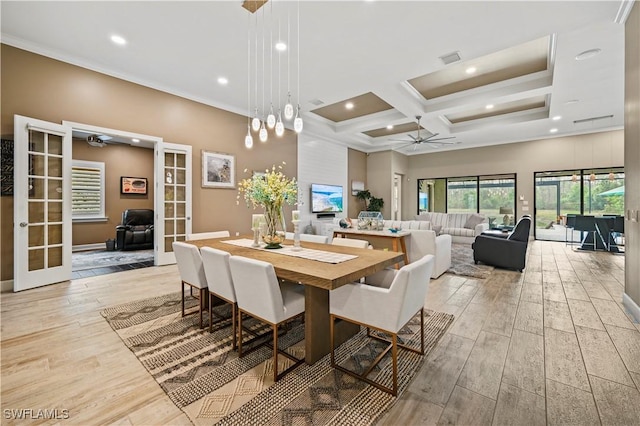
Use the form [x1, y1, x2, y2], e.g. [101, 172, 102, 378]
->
[262, 203, 286, 249]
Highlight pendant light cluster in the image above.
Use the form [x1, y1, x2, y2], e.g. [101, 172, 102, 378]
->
[244, 0, 302, 149]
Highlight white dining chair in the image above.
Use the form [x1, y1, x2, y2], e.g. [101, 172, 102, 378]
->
[331, 236, 370, 249]
[187, 230, 230, 240]
[229, 255, 306, 382]
[172, 241, 208, 328]
[329, 254, 434, 396]
[201, 247, 237, 349]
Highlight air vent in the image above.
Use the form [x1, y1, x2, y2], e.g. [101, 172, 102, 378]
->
[573, 114, 614, 124]
[309, 98, 324, 106]
[439, 51, 461, 65]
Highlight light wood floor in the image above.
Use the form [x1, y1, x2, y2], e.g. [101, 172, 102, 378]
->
[2, 241, 639, 425]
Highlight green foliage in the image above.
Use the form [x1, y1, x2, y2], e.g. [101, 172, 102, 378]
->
[355, 189, 384, 212]
[368, 196, 384, 212]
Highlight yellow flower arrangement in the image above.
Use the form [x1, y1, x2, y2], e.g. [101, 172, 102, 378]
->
[237, 163, 297, 248]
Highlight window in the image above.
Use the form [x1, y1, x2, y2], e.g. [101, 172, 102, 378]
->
[418, 174, 516, 223]
[72, 160, 106, 221]
[479, 174, 516, 226]
[447, 177, 477, 213]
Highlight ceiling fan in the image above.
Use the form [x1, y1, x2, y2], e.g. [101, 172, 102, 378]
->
[388, 115, 459, 149]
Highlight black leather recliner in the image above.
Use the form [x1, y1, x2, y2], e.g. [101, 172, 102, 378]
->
[472, 216, 532, 272]
[116, 209, 154, 251]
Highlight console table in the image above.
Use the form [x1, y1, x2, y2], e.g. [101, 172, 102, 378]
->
[332, 228, 410, 266]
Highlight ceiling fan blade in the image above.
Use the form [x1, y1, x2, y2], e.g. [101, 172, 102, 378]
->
[387, 139, 413, 143]
[423, 136, 457, 143]
[407, 134, 418, 142]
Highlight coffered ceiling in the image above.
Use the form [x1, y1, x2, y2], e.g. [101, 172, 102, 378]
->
[0, 1, 630, 155]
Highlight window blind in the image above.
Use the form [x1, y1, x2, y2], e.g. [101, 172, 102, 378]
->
[72, 161, 104, 218]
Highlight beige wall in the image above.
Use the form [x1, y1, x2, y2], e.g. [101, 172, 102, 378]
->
[1, 45, 297, 281]
[71, 138, 155, 246]
[406, 131, 624, 220]
[347, 148, 367, 218]
[366, 151, 393, 218]
[625, 2, 640, 312]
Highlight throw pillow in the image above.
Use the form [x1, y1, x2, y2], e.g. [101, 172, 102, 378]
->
[432, 225, 443, 235]
[464, 213, 485, 230]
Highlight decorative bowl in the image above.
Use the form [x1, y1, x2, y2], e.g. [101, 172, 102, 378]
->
[388, 228, 401, 233]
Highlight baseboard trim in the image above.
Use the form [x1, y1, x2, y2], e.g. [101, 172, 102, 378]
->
[73, 243, 105, 252]
[1, 279, 14, 293]
[623, 293, 640, 324]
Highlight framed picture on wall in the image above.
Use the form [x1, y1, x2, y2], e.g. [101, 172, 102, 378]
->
[202, 151, 235, 189]
[121, 176, 148, 195]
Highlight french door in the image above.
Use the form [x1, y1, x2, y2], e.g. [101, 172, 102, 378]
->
[155, 142, 192, 265]
[13, 115, 72, 291]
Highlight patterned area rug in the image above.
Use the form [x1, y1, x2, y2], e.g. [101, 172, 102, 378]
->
[447, 243, 494, 279]
[101, 292, 454, 425]
[72, 249, 154, 271]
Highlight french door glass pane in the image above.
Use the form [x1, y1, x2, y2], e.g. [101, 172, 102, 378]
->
[163, 151, 187, 253]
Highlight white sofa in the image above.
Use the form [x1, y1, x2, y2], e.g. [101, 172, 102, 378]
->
[416, 212, 488, 244]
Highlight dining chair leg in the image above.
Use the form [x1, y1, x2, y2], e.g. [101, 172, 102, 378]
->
[273, 324, 279, 382]
[231, 303, 237, 350]
[329, 314, 335, 366]
[199, 288, 204, 328]
[208, 292, 213, 332]
[181, 281, 185, 317]
[420, 307, 425, 354]
[238, 310, 244, 357]
[392, 333, 398, 397]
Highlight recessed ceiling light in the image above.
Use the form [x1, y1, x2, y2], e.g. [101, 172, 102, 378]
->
[485, 104, 494, 110]
[345, 102, 354, 110]
[275, 41, 287, 51]
[550, 128, 558, 133]
[575, 48, 602, 61]
[465, 66, 477, 75]
[110, 35, 127, 46]
[565, 99, 579, 105]
[552, 115, 562, 121]
[131, 138, 140, 143]
[217, 77, 228, 85]
[386, 125, 394, 130]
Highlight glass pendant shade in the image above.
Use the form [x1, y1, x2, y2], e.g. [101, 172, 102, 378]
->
[267, 105, 276, 129]
[245, 133, 254, 149]
[589, 173, 596, 182]
[251, 116, 261, 132]
[608, 172, 615, 181]
[293, 107, 303, 133]
[275, 113, 285, 136]
[284, 94, 294, 120]
[571, 173, 578, 182]
[259, 122, 268, 142]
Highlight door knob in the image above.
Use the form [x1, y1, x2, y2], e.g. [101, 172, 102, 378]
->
[19, 222, 28, 227]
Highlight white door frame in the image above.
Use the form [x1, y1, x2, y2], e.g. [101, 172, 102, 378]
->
[63, 121, 164, 265]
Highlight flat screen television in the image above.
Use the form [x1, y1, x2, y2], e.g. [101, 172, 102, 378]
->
[311, 183, 344, 213]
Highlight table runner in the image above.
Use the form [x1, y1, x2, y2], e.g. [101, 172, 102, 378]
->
[222, 238, 357, 264]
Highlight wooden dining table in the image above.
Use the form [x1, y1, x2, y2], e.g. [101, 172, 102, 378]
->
[186, 236, 404, 364]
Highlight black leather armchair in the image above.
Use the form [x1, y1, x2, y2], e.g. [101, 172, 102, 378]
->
[472, 216, 532, 272]
[116, 209, 154, 251]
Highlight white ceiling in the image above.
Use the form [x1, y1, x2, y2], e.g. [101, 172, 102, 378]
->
[1, 1, 630, 154]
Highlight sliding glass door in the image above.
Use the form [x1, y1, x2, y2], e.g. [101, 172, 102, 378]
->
[534, 168, 624, 242]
